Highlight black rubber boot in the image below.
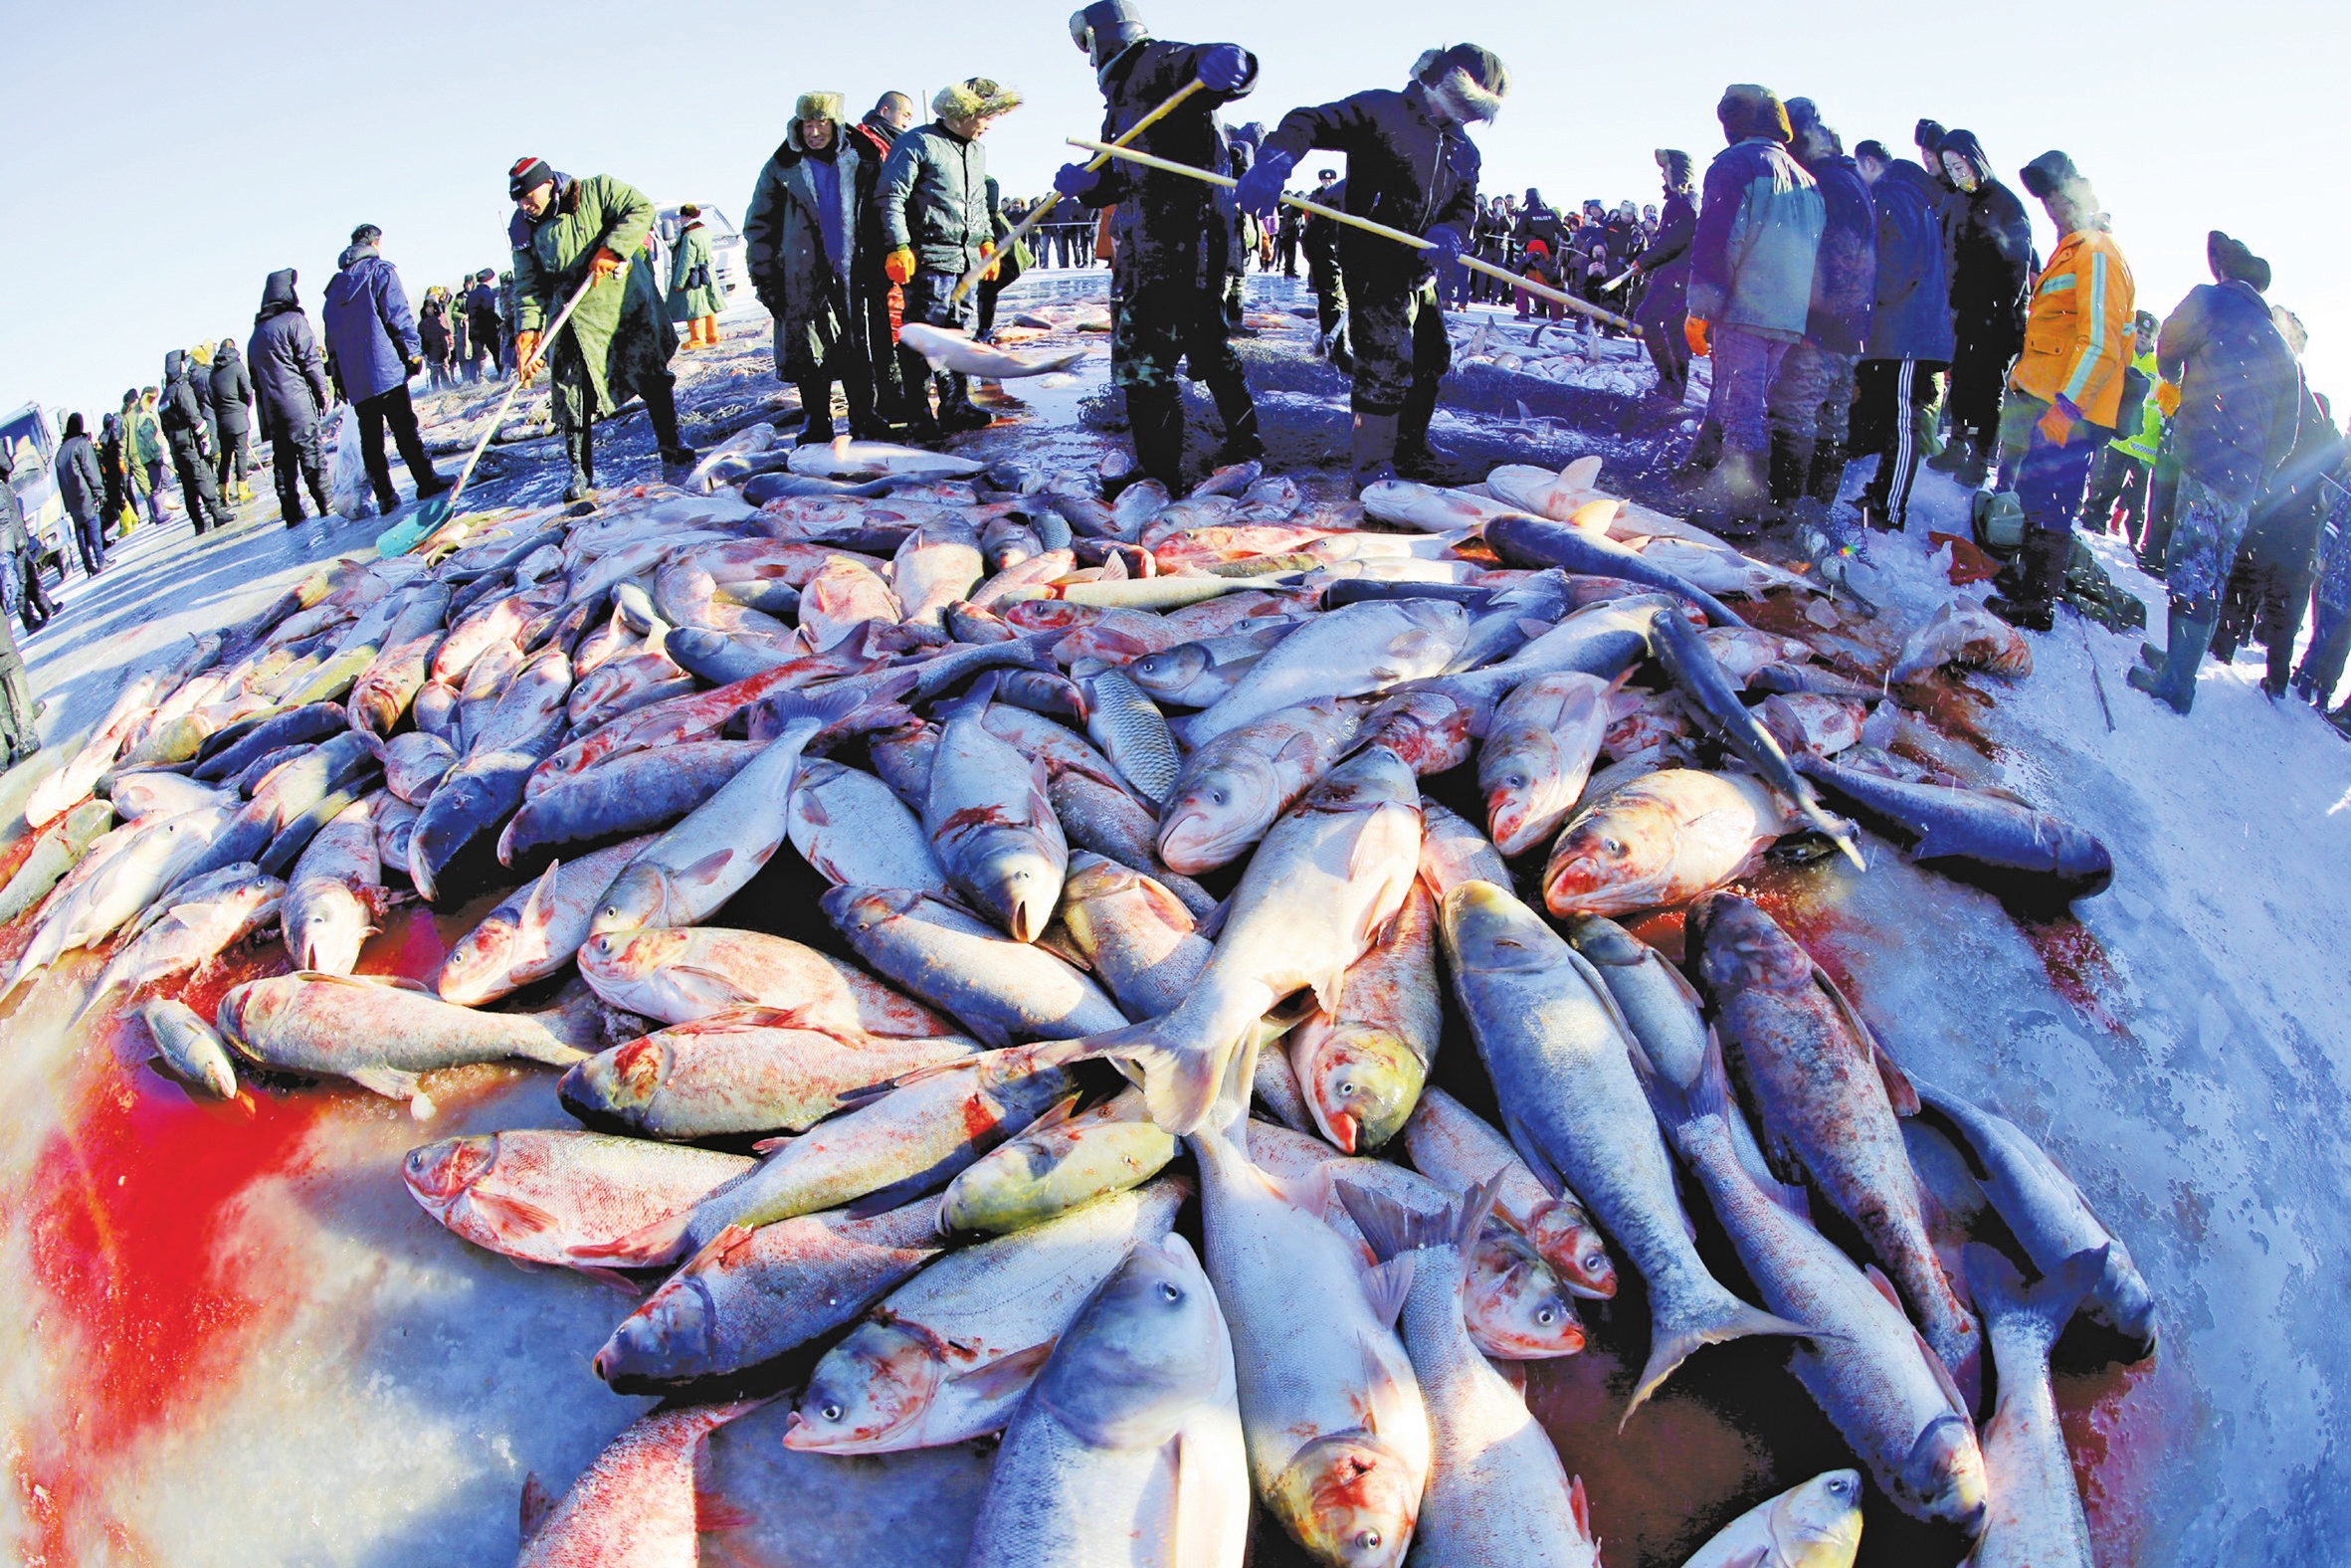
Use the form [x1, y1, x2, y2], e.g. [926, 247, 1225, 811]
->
[1125, 385, 1187, 493]
[796, 379, 837, 446]
[842, 361, 890, 441]
[1205, 373, 1264, 465]
[1764, 430, 1813, 529]
[1987, 527, 2069, 633]
[2126, 603, 2217, 714]
[1394, 377, 1471, 486]
[643, 379, 695, 466]
[1670, 419, 1723, 489]
[936, 372, 992, 434]
[1692, 446, 1768, 540]
[562, 420, 595, 502]
[1352, 410, 1402, 492]
[896, 347, 941, 442]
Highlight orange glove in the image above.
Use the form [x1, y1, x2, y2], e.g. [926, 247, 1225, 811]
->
[1683, 316, 1711, 357]
[980, 241, 1001, 284]
[589, 246, 628, 283]
[513, 328, 541, 386]
[2036, 394, 2082, 446]
[883, 248, 917, 286]
[2155, 379, 2181, 417]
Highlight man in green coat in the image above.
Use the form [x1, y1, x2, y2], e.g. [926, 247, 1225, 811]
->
[746, 93, 889, 444]
[879, 78, 1022, 440]
[507, 157, 693, 499]
[669, 204, 726, 349]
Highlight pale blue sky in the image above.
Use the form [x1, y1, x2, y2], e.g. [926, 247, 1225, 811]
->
[4, 0, 2345, 424]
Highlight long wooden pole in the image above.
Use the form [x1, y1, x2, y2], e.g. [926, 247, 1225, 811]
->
[950, 79, 1209, 305]
[1067, 136, 1644, 336]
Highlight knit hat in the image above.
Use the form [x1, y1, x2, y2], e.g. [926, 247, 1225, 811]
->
[1717, 84, 1791, 145]
[796, 91, 845, 123]
[1914, 118, 1947, 155]
[933, 78, 1022, 121]
[507, 156, 554, 199]
[2207, 230, 2271, 293]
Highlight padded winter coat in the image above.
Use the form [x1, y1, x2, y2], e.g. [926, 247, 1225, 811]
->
[1799, 152, 1874, 356]
[1258, 83, 1480, 293]
[880, 122, 994, 277]
[1862, 161, 1954, 362]
[1686, 136, 1824, 339]
[250, 270, 334, 439]
[208, 344, 254, 435]
[321, 247, 421, 404]
[2160, 280, 2306, 507]
[2013, 224, 2136, 431]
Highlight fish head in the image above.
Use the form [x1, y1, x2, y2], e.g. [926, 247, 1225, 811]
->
[1269, 1429, 1419, 1568]
[1441, 882, 1559, 976]
[593, 1273, 718, 1385]
[433, 913, 517, 1007]
[1296, 1023, 1426, 1154]
[817, 883, 925, 940]
[1464, 1227, 1586, 1359]
[1125, 643, 1212, 699]
[1896, 1412, 1988, 1537]
[1768, 1469, 1863, 1564]
[784, 1319, 944, 1453]
[959, 840, 1064, 944]
[1565, 914, 1644, 969]
[561, 1034, 673, 1119]
[1157, 753, 1278, 875]
[210, 980, 280, 1061]
[589, 864, 678, 938]
[2093, 1253, 2158, 1350]
[1687, 892, 1811, 994]
[1478, 727, 1563, 857]
[942, 1115, 1174, 1233]
[575, 925, 691, 993]
[1034, 1234, 1228, 1448]
[1522, 1200, 1620, 1299]
[1540, 792, 1684, 916]
[401, 1134, 498, 1221]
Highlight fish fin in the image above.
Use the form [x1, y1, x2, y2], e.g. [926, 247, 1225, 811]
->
[1623, 1297, 1817, 1430]
[1964, 1240, 2106, 1354]
[577, 1266, 645, 1297]
[952, 670, 1002, 724]
[516, 857, 562, 939]
[1905, 1310, 1976, 1426]
[1359, 1257, 1415, 1329]
[346, 1065, 423, 1101]
[1498, 1105, 1565, 1197]
[952, 1336, 1058, 1402]
[518, 1473, 557, 1545]
[1171, 1419, 1246, 1568]
[1192, 897, 1231, 942]
[1034, 921, 1092, 970]
[671, 963, 761, 1007]
[1863, 1263, 1904, 1314]
[1069, 1018, 1232, 1138]
[1558, 456, 1604, 494]
[1132, 873, 1197, 933]
[1358, 1334, 1416, 1440]
[750, 1134, 796, 1156]
[1024, 1091, 1085, 1135]
[567, 1210, 692, 1269]
[1810, 966, 1918, 1115]
[466, 1188, 559, 1238]
[694, 1488, 758, 1533]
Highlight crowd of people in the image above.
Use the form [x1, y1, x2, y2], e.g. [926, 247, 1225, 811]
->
[6, 6, 2347, 736]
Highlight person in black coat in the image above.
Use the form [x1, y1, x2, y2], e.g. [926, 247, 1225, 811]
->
[1242, 43, 1507, 489]
[160, 350, 233, 534]
[248, 269, 336, 524]
[848, 92, 920, 427]
[0, 441, 55, 637]
[53, 414, 106, 576]
[209, 339, 255, 503]
[1932, 129, 2033, 485]
[1299, 168, 1348, 350]
[466, 271, 504, 379]
[2232, 380, 2337, 697]
[1629, 150, 1699, 405]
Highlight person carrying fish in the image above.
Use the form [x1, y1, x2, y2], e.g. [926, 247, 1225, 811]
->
[505, 156, 695, 500]
[1049, 5, 1264, 492]
[745, 93, 892, 446]
[1237, 43, 1509, 490]
[878, 78, 1023, 441]
[1982, 150, 2134, 634]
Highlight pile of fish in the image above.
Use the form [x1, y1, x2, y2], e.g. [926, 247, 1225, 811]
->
[0, 435, 2146, 1566]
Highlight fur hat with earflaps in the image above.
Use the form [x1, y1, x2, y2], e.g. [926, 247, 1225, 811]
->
[796, 91, 845, 124]
[934, 78, 1022, 122]
[1416, 43, 1509, 124]
[2206, 230, 2272, 294]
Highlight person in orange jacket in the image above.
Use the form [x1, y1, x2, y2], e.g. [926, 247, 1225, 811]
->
[1984, 150, 2134, 632]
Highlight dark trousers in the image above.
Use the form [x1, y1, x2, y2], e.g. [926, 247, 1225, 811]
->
[1305, 242, 1346, 335]
[1855, 357, 1946, 525]
[139, 459, 166, 523]
[1276, 232, 1300, 277]
[20, 556, 56, 629]
[214, 427, 249, 491]
[1947, 330, 2017, 452]
[271, 421, 331, 521]
[169, 435, 229, 531]
[1639, 304, 1690, 402]
[851, 264, 907, 420]
[66, 504, 103, 575]
[1348, 277, 1452, 417]
[354, 383, 440, 511]
[2085, 448, 2152, 542]
[2015, 417, 2108, 536]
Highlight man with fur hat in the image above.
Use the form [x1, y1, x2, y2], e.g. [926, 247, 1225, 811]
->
[1932, 128, 2034, 485]
[1681, 84, 1825, 538]
[1238, 42, 1509, 489]
[879, 78, 1022, 439]
[2129, 228, 2303, 711]
[1982, 150, 2135, 633]
[1628, 149, 1698, 404]
[747, 92, 890, 444]
[506, 158, 693, 498]
[1052, 3, 1262, 490]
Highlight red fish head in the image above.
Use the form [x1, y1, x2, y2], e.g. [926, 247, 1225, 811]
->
[1542, 794, 1680, 916]
[566, 1034, 673, 1117]
[1524, 1201, 1620, 1299]
[402, 1134, 498, 1211]
[1295, 1024, 1426, 1154]
[783, 1319, 944, 1453]
[1271, 1431, 1420, 1568]
[1465, 1228, 1588, 1358]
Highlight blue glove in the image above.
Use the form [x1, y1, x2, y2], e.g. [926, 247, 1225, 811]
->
[1234, 149, 1292, 219]
[1054, 161, 1100, 201]
[1197, 44, 1250, 94]
[1424, 223, 1468, 275]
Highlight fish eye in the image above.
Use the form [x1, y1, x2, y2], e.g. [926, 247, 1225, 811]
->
[1158, 1281, 1183, 1302]
[1355, 1530, 1382, 1551]
[820, 1401, 845, 1422]
[1536, 1306, 1557, 1325]
[1336, 1079, 1355, 1097]
[1209, 789, 1227, 806]
[1602, 838, 1625, 858]
[1830, 1475, 1854, 1496]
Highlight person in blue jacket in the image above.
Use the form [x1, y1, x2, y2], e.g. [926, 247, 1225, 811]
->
[2130, 232, 2305, 714]
[1681, 84, 1824, 538]
[1851, 139, 1955, 534]
[1627, 149, 1698, 406]
[1767, 98, 1873, 551]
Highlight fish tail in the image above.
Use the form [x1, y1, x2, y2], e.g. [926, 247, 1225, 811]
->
[1337, 1174, 1501, 1265]
[1625, 1288, 1816, 1429]
[1066, 1004, 1243, 1138]
[1963, 1241, 2106, 1362]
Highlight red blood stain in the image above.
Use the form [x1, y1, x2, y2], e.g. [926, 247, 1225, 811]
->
[2019, 916, 2133, 1042]
[960, 1094, 998, 1144]
[2056, 1353, 2175, 1568]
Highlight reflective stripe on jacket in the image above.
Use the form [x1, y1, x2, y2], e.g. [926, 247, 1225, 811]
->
[2011, 224, 2133, 429]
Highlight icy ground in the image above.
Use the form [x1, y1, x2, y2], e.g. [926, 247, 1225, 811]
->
[1, 271, 2346, 1566]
